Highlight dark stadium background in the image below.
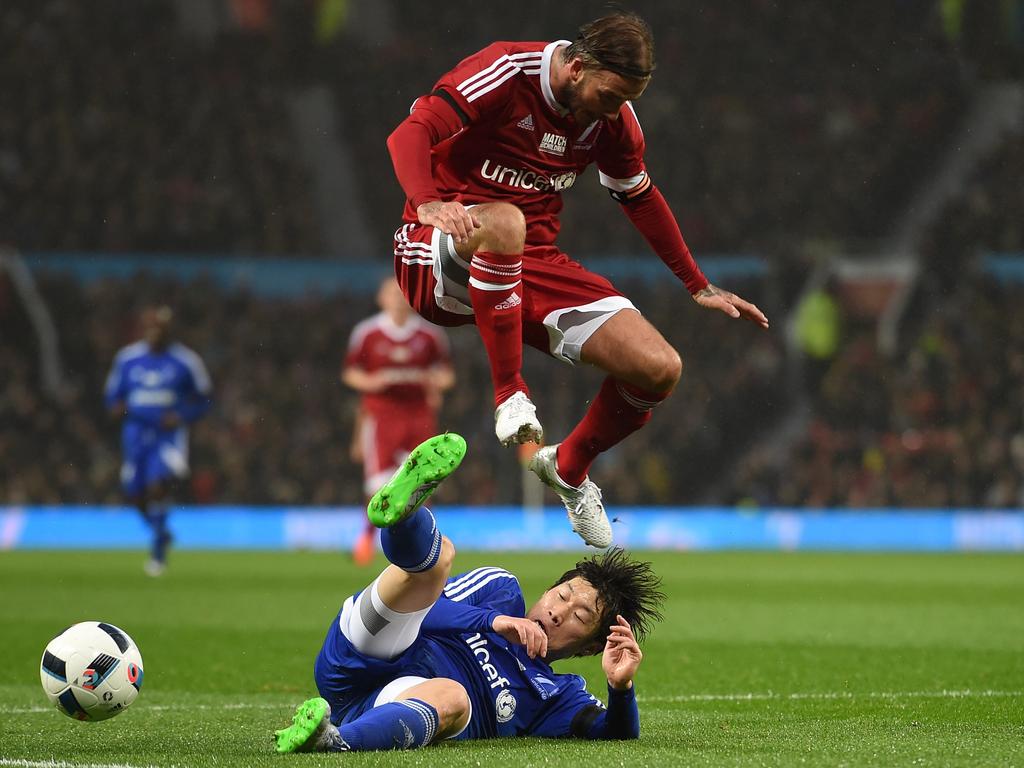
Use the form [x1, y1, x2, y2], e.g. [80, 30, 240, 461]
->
[2, 0, 1023, 519]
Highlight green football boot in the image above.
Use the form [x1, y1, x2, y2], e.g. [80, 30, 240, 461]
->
[274, 697, 347, 753]
[367, 433, 466, 528]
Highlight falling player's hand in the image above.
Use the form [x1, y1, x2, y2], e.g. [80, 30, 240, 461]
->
[417, 201, 480, 246]
[692, 283, 769, 329]
[492, 615, 549, 659]
[602, 615, 642, 690]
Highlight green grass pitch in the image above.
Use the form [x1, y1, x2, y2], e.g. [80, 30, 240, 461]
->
[1, 550, 1022, 767]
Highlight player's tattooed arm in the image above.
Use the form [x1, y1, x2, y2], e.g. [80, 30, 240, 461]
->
[416, 201, 481, 245]
[692, 283, 770, 329]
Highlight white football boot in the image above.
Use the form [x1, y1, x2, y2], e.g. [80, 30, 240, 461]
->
[529, 444, 613, 548]
[494, 391, 544, 447]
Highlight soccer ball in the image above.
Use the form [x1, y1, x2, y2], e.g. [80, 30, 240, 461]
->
[40, 621, 144, 721]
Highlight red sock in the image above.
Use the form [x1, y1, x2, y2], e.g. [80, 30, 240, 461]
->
[469, 251, 526, 406]
[557, 377, 670, 487]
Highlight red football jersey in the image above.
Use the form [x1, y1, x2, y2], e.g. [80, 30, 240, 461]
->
[402, 40, 649, 247]
[344, 313, 451, 416]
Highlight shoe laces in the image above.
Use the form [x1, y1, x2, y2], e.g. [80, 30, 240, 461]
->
[570, 480, 603, 517]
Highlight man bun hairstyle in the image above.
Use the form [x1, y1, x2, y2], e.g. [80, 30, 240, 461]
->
[553, 548, 665, 653]
[565, 12, 656, 80]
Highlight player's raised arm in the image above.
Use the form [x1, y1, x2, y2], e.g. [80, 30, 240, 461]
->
[564, 616, 644, 742]
[614, 177, 768, 329]
[599, 100, 768, 329]
[420, 566, 525, 634]
[386, 92, 478, 242]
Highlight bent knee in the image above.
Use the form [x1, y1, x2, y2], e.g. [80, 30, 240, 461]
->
[431, 678, 471, 736]
[474, 203, 526, 252]
[433, 678, 471, 715]
[645, 347, 682, 393]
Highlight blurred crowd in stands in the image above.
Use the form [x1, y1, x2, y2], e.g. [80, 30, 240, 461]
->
[923, 133, 1024, 285]
[1, 0, 991, 261]
[0, 0, 320, 254]
[0, 270, 784, 507]
[735, 276, 1024, 508]
[4, 0, 1024, 510]
[733, 128, 1024, 508]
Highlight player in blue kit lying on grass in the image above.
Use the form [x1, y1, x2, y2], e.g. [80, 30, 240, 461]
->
[274, 433, 664, 752]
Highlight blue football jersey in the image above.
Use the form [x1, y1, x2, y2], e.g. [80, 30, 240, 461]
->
[104, 341, 212, 452]
[418, 567, 606, 740]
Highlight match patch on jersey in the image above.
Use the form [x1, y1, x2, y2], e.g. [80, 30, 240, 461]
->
[538, 131, 567, 156]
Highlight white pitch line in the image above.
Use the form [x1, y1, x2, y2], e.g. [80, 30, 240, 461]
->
[640, 689, 1023, 703]
[2, 762, 157, 768]
[0, 702, 287, 715]
[4, 689, 1019, 718]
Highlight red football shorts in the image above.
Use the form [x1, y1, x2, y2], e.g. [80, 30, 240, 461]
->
[393, 222, 638, 364]
[359, 405, 438, 496]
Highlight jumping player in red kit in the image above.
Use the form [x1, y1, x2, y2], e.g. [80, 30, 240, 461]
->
[386, 12, 769, 548]
[343, 277, 455, 564]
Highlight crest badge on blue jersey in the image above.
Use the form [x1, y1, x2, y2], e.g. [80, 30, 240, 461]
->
[495, 689, 517, 723]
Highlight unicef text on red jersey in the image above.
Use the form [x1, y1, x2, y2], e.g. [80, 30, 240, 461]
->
[480, 159, 577, 192]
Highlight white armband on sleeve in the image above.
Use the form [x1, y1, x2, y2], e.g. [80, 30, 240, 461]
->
[599, 171, 652, 203]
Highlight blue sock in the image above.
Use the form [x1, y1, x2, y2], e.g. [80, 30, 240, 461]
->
[147, 502, 171, 563]
[338, 699, 438, 751]
[380, 507, 441, 573]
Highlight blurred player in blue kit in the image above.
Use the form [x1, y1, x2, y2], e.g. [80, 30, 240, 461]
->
[104, 306, 212, 576]
[274, 433, 664, 753]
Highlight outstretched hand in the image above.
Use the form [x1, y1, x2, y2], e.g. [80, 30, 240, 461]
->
[417, 201, 480, 246]
[602, 615, 642, 690]
[492, 615, 548, 659]
[692, 284, 769, 329]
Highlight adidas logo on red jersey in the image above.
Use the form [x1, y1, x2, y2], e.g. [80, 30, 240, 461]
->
[515, 114, 535, 131]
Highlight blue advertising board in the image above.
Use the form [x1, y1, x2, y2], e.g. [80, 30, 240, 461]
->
[2, 506, 1022, 551]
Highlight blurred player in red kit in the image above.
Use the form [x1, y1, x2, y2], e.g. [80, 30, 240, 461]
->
[342, 278, 455, 564]
[386, 12, 768, 548]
